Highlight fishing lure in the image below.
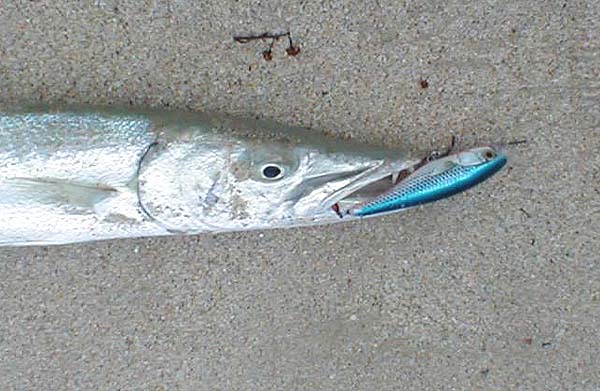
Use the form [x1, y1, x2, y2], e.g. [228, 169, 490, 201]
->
[349, 147, 507, 216]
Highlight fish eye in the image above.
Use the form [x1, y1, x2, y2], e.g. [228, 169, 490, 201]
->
[261, 164, 284, 180]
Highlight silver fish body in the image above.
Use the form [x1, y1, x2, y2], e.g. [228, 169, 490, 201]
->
[1, 106, 419, 246]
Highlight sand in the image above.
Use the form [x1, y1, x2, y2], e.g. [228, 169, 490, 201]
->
[1, 0, 599, 389]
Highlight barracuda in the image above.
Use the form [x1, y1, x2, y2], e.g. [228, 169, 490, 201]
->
[0, 105, 506, 246]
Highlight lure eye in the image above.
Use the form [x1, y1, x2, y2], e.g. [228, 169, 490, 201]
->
[261, 164, 284, 180]
[484, 150, 496, 160]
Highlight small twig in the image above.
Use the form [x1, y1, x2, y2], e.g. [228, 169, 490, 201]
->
[263, 39, 275, 61]
[507, 139, 528, 146]
[233, 31, 300, 60]
[233, 32, 290, 43]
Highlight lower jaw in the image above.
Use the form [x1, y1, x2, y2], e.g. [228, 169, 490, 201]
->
[333, 170, 412, 214]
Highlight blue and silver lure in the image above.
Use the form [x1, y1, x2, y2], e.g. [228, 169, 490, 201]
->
[349, 146, 507, 217]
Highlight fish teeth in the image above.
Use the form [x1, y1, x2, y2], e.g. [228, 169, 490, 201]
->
[392, 171, 399, 184]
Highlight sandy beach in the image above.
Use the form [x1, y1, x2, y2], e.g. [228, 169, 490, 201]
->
[1, 1, 599, 389]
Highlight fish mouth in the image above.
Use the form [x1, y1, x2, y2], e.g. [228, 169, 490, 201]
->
[319, 159, 422, 216]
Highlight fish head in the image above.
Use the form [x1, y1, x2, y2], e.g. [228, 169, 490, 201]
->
[138, 117, 419, 232]
[228, 140, 419, 227]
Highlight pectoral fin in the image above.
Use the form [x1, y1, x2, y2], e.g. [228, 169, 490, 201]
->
[0, 178, 118, 211]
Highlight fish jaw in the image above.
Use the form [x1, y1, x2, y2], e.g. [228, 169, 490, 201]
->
[291, 158, 422, 225]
